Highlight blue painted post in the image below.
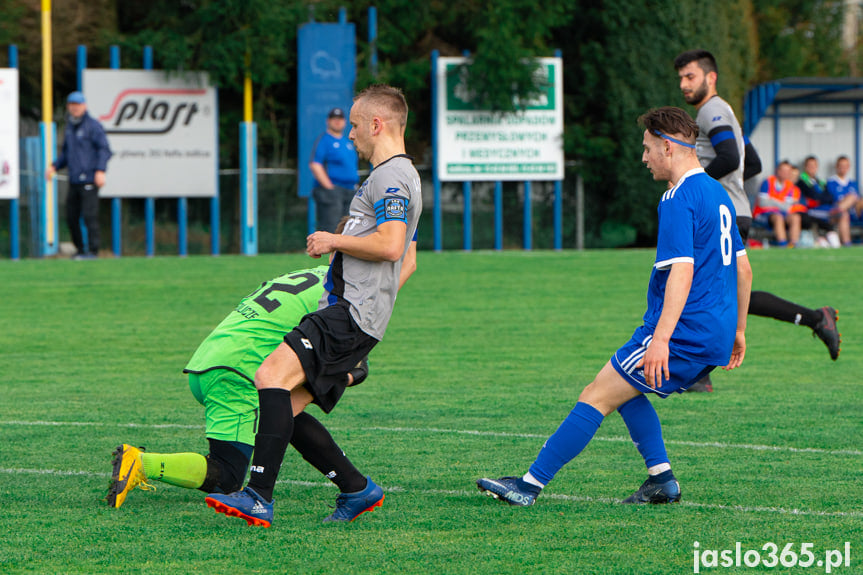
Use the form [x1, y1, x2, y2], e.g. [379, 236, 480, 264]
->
[494, 181, 503, 250]
[143, 46, 155, 256]
[523, 181, 532, 250]
[110, 45, 122, 256]
[339, 6, 347, 23]
[76, 46, 85, 91]
[9, 45, 19, 259]
[553, 49, 562, 251]
[239, 122, 258, 255]
[463, 181, 472, 250]
[211, 88, 220, 256]
[461, 50, 471, 251]
[553, 180, 562, 250]
[368, 7, 378, 78]
[75, 45, 90, 253]
[431, 50, 442, 251]
[178, 197, 188, 256]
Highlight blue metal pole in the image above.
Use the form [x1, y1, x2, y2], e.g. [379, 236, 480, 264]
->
[240, 122, 258, 255]
[110, 45, 122, 256]
[76, 46, 85, 91]
[523, 181, 532, 250]
[494, 181, 503, 250]
[338, 6, 347, 23]
[369, 7, 378, 78]
[142, 46, 155, 256]
[211, 87, 220, 256]
[431, 50, 442, 251]
[178, 197, 188, 256]
[463, 181, 472, 251]
[9, 45, 19, 259]
[553, 49, 562, 251]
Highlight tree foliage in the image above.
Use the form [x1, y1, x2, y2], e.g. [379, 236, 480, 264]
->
[1, 0, 857, 245]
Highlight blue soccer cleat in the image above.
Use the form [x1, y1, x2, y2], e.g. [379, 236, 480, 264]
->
[323, 476, 385, 522]
[476, 476, 541, 506]
[206, 486, 273, 527]
[621, 476, 681, 504]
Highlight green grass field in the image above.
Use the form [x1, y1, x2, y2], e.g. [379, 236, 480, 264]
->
[1, 248, 861, 574]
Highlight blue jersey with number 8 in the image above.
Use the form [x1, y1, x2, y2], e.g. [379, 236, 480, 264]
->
[643, 168, 746, 365]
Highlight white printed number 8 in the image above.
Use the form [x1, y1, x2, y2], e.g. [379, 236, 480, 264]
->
[719, 205, 732, 266]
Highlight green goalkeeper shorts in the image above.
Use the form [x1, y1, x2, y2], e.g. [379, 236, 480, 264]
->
[188, 370, 258, 445]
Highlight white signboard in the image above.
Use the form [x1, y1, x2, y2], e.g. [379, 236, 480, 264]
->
[83, 69, 217, 198]
[435, 57, 564, 181]
[0, 69, 19, 200]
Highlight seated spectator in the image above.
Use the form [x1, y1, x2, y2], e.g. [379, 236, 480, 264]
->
[753, 160, 807, 247]
[796, 156, 840, 247]
[826, 155, 863, 246]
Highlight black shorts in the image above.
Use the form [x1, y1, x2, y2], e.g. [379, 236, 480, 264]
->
[284, 302, 379, 413]
[736, 216, 752, 243]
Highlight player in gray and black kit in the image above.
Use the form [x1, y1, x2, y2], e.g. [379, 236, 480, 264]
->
[206, 84, 422, 527]
[674, 50, 840, 393]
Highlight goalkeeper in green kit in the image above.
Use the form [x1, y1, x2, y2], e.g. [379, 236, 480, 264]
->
[107, 223, 417, 523]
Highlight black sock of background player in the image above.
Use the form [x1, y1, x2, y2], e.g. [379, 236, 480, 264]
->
[246, 388, 294, 502]
[748, 291, 821, 328]
[291, 412, 367, 493]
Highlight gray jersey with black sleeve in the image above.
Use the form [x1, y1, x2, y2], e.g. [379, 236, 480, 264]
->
[318, 154, 422, 340]
[695, 96, 749, 217]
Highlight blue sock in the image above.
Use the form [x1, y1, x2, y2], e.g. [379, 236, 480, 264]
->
[528, 402, 604, 486]
[617, 394, 669, 469]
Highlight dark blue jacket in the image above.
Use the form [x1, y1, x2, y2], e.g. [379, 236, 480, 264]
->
[54, 111, 112, 185]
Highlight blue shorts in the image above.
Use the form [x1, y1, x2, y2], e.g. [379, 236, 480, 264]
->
[610, 331, 715, 398]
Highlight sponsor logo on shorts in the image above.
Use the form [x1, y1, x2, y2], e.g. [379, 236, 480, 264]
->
[251, 465, 264, 473]
[301, 338, 313, 350]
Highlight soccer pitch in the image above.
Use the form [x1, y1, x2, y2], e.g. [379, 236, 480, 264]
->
[1, 248, 860, 574]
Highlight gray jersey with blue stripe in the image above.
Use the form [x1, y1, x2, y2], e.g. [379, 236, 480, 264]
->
[695, 96, 749, 217]
[319, 154, 421, 340]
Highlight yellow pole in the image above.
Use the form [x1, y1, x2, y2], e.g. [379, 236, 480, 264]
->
[42, 0, 55, 247]
[244, 51, 253, 123]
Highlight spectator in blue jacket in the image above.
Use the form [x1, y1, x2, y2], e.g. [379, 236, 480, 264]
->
[309, 107, 359, 233]
[46, 91, 112, 259]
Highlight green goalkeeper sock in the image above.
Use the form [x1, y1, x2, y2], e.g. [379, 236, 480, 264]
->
[141, 452, 207, 489]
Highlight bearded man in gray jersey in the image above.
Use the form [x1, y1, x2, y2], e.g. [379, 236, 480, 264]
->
[674, 50, 840, 394]
[206, 84, 422, 527]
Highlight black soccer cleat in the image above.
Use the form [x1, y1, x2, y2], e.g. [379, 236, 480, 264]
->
[476, 476, 541, 506]
[621, 477, 681, 504]
[812, 306, 840, 361]
[685, 374, 713, 393]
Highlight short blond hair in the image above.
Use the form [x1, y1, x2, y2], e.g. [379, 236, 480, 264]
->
[354, 84, 408, 128]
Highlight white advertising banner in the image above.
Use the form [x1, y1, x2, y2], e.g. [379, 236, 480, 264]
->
[0, 68, 19, 200]
[435, 57, 564, 182]
[83, 69, 217, 198]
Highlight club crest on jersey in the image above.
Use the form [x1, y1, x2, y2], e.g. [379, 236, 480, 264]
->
[384, 198, 405, 219]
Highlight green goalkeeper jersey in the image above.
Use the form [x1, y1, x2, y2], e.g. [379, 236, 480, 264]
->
[184, 265, 329, 383]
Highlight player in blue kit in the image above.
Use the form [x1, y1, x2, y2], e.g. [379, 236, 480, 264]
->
[478, 107, 753, 506]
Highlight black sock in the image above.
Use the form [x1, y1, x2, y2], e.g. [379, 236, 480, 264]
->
[648, 469, 675, 484]
[247, 388, 294, 501]
[291, 412, 367, 493]
[749, 291, 821, 328]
